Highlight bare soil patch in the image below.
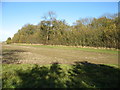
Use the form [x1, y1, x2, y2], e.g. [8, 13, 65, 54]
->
[2, 44, 118, 64]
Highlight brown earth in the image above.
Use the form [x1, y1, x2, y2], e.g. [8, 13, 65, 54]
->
[2, 44, 118, 65]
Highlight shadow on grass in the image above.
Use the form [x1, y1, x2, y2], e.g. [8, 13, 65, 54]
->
[3, 61, 120, 88]
[2, 49, 26, 64]
[67, 61, 120, 88]
[15, 62, 66, 88]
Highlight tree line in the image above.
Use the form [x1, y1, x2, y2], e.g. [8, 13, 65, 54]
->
[7, 12, 120, 49]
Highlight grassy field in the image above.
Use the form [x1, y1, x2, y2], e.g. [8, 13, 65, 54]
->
[16, 44, 119, 54]
[2, 44, 120, 88]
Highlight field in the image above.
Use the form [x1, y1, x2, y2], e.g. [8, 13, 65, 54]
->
[2, 44, 119, 65]
[2, 44, 120, 88]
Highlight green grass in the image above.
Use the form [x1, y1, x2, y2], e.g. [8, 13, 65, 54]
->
[104, 64, 120, 68]
[2, 44, 119, 88]
[15, 44, 119, 54]
[2, 62, 120, 88]
[2, 63, 70, 88]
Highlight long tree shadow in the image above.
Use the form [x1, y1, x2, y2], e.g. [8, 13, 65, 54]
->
[15, 62, 66, 88]
[4, 61, 119, 88]
[67, 61, 120, 88]
[2, 49, 26, 64]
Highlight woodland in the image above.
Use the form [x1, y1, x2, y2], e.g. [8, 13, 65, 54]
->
[7, 12, 120, 49]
